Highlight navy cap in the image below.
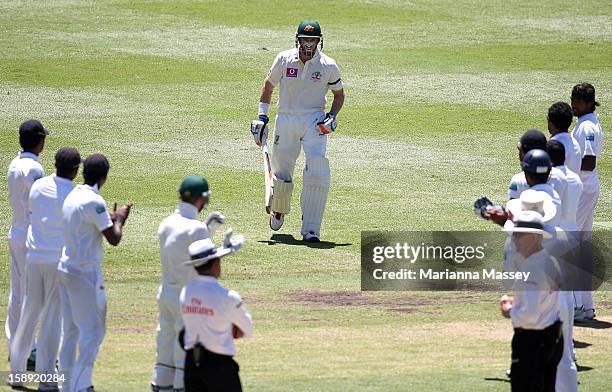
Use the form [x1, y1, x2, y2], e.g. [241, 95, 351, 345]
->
[519, 129, 547, 153]
[19, 119, 49, 138]
[522, 149, 552, 174]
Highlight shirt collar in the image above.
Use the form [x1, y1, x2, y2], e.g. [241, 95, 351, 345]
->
[53, 173, 74, 186]
[577, 112, 597, 125]
[177, 201, 199, 219]
[530, 183, 552, 193]
[20, 151, 40, 161]
[196, 275, 218, 283]
[82, 183, 100, 194]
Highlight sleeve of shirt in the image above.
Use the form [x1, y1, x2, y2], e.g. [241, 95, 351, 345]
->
[510, 286, 540, 328]
[227, 290, 253, 338]
[264, 53, 283, 87]
[576, 124, 596, 157]
[508, 177, 520, 200]
[84, 199, 113, 232]
[191, 223, 210, 242]
[327, 62, 343, 91]
[24, 165, 45, 192]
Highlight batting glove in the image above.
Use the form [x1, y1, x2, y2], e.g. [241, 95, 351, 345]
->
[204, 211, 225, 235]
[317, 112, 337, 135]
[251, 115, 269, 146]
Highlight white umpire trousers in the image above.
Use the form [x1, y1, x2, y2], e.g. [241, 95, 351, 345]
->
[152, 284, 185, 390]
[575, 190, 598, 312]
[556, 291, 578, 392]
[10, 261, 61, 374]
[271, 112, 327, 183]
[6, 230, 27, 349]
[59, 266, 106, 392]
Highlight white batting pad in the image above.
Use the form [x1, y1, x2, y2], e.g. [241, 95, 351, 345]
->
[271, 178, 293, 214]
[300, 157, 331, 236]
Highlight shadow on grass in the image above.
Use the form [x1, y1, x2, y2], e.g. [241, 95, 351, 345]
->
[573, 339, 592, 349]
[574, 319, 612, 329]
[484, 377, 510, 383]
[577, 365, 594, 372]
[257, 234, 352, 249]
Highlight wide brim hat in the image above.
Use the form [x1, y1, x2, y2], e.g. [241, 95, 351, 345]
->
[183, 238, 233, 267]
[503, 210, 553, 239]
[506, 189, 557, 223]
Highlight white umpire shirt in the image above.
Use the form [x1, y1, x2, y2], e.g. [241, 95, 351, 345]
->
[180, 276, 253, 356]
[158, 202, 210, 288]
[572, 112, 604, 194]
[265, 48, 343, 115]
[58, 184, 113, 272]
[510, 248, 561, 330]
[7, 152, 45, 239]
[550, 132, 582, 174]
[554, 165, 583, 231]
[27, 174, 75, 264]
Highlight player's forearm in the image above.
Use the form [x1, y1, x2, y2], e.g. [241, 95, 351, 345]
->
[329, 91, 344, 116]
[259, 82, 274, 105]
[103, 222, 124, 246]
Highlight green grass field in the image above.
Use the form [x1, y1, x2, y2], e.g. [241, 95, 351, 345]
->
[1, 0, 611, 390]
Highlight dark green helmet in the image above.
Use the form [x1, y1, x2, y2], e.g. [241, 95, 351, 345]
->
[296, 19, 322, 38]
[295, 19, 324, 56]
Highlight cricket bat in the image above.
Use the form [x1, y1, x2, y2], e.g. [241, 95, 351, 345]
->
[262, 144, 273, 214]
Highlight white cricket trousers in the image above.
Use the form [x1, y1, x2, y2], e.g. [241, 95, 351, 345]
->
[6, 230, 27, 348]
[10, 261, 61, 374]
[59, 266, 106, 392]
[152, 284, 185, 390]
[556, 291, 578, 392]
[271, 112, 327, 182]
[575, 190, 598, 312]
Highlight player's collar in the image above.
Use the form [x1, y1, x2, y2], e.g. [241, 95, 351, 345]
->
[81, 183, 100, 194]
[576, 112, 597, 124]
[20, 151, 40, 161]
[178, 201, 199, 219]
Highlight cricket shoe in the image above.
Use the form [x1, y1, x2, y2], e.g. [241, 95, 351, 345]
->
[269, 212, 284, 231]
[303, 231, 320, 243]
[574, 306, 585, 323]
[583, 308, 596, 320]
[38, 382, 59, 392]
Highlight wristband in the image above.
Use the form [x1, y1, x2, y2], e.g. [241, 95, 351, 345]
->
[258, 102, 270, 116]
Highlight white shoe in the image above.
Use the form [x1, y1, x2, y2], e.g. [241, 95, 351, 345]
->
[583, 308, 596, 319]
[303, 231, 320, 243]
[574, 307, 585, 322]
[269, 212, 284, 231]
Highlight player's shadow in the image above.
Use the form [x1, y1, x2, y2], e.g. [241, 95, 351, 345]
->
[483, 377, 510, 384]
[573, 339, 592, 349]
[258, 234, 352, 249]
[9, 386, 37, 391]
[574, 319, 612, 329]
[577, 365, 594, 372]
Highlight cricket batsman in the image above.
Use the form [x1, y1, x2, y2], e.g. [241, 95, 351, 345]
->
[251, 19, 345, 242]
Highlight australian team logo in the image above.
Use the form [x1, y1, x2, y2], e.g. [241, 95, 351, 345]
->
[304, 25, 315, 32]
[286, 68, 298, 78]
[310, 71, 322, 82]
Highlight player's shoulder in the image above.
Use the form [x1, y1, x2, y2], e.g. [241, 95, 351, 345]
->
[318, 51, 338, 66]
[226, 288, 243, 304]
[551, 166, 566, 180]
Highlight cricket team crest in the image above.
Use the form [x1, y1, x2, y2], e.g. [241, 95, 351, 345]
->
[310, 71, 322, 82]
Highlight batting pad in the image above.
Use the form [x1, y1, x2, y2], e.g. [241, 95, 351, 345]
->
[300, 157, 330, 236]
[271, 178, 293, 214]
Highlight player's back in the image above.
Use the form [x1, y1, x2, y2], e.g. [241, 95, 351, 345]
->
[27, 174, 74, 262]
[7, 152, 44, 232]
[158, 211, 207, 287]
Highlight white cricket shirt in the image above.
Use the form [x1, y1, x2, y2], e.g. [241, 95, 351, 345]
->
[510, 249, 561, 330]
[555, 165, 583, 231]
[26, 174, 75, 264]
[550, 132, 582, 174]
[508, 168, 565, 204]
[265, 48, 343, 115]
[572, 112, 604, 193]
[180, 275, 253, 356]
[158, 202, 209, 287]
[7, 152, 45, 239]
[58, 184, 113, 270]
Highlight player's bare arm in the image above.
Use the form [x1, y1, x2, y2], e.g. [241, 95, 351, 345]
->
[329, 88, 344, 116]
[104, 202, 132, 246]
[581, 155, 596, 171]
[259, 81, 274, 105]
